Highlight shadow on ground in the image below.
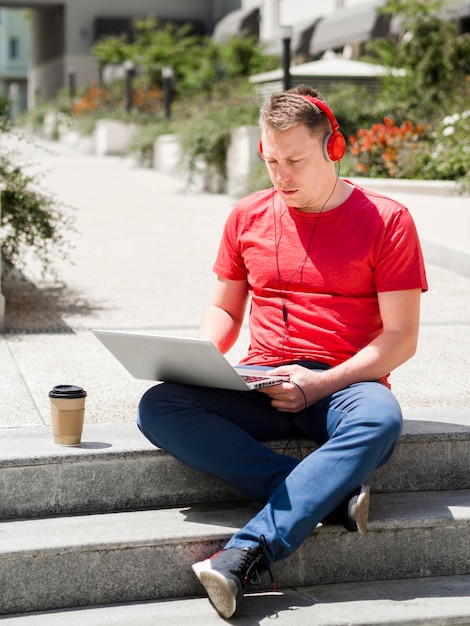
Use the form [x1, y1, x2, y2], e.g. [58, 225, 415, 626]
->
[2, 269, 105, 333]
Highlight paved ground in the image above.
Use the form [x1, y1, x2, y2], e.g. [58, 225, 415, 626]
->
[0, 130, 469, 429]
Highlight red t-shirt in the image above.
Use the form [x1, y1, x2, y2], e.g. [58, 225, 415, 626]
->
[213, 183, 428, 384]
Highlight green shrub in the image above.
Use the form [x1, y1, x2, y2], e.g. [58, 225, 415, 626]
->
[177, 81, 260, 187]
[413, 108, 470, 184]
[0, 129, 75, 277]
[325, 85, 400, 143]
[0, 95, 10, 118]
[127, 120, 175, 166]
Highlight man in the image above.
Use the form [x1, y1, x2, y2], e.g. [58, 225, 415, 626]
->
[138, 85, 428, 619]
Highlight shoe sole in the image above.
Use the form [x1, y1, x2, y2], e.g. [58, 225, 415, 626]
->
[192, 561, 239, 619]
[352, 484, 370, 536]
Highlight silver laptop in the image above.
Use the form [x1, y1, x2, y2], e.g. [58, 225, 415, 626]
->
[92, 330, 287, 391]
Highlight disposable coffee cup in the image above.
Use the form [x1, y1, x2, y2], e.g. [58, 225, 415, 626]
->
[49, 385, 87, 446]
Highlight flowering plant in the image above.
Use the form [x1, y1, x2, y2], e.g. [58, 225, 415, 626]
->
[71, 82, 164, 118]
[71, 83, 112, 117]
[349, 117, 426, 178]
[423, 109, 470, 182]
[131, 85, 163, 114]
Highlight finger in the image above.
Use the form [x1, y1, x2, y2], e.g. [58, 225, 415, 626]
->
[267, 366, 294, 377]
[270, 396, 301, 413]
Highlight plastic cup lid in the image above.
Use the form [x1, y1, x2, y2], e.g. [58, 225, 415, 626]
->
[49, 385, 87, 398]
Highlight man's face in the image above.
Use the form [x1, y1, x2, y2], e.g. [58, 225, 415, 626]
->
[261, 124, 334, 212]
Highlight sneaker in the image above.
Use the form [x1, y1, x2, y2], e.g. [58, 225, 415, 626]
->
[192, 536, 269, 619]
[325, 484, 370, 535]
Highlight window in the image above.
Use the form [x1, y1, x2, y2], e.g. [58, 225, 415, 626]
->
[9, 38, 19, 59]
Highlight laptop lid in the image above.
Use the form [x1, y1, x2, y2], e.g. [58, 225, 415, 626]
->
[92, 330, 285, 391]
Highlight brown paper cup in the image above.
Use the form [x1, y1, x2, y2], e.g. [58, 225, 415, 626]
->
[49, 386, 87, 446]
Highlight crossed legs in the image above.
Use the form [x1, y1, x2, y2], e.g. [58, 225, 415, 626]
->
[137, 379, 402, 564]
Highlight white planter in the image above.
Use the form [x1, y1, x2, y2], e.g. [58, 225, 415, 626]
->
[94, 120, 138, 156]
[153, 134, 181, 175]
[226, 125, 261, 198]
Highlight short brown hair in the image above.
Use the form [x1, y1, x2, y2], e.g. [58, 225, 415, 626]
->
[259, 85, 331, 139]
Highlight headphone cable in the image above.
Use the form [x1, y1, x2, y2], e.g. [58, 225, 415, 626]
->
[273, 167, 340, 363]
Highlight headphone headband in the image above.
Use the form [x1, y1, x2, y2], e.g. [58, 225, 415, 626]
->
[298, 95, 339, 131]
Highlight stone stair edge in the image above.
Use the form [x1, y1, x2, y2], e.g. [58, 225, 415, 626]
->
[1, 407, 469, 467]
[2, 575, 470, 626]
[1, 407, 469, 521]
[2, 492, 470, 614]
[2, 490, 469, 558]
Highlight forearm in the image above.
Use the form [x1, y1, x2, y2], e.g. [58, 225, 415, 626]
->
[319, 328, 419, 396]
[198, 304, 243, 354]
[198, 277, 249, 354]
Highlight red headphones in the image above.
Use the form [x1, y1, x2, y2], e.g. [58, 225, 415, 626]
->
[300, 95, 346, 162]
[259, 95, 346, 162]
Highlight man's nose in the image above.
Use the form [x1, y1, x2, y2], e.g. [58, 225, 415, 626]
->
[276, 165, 290, 183]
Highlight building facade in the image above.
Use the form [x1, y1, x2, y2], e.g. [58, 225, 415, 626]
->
[0, 8, 29, 115]
[0, 0, 240, 107]
[0, 0, 468, 108]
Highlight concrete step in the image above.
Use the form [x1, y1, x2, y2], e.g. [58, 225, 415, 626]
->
[2, 575, 470, 625]
[1, 408, 469, 519]
[1, 490, 469, 614]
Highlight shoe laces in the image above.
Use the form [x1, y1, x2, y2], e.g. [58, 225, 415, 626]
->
[242, 535, 277, 591]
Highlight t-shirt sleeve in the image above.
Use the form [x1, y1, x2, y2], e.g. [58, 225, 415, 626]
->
[212, 206, 248, 280]
[374, 206, 428, 293]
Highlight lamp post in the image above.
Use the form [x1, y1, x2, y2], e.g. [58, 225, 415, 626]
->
[162, 66, 174, 120]
[67, 67, 76, 99]
[123, 60, 135, 113]
[280, 25, 292, 92]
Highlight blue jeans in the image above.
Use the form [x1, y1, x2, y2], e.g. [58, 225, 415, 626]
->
[137, 370, 402, 565]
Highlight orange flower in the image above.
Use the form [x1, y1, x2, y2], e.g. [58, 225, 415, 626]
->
[348, 117, 425, 178]
[71, 83, 111, 117]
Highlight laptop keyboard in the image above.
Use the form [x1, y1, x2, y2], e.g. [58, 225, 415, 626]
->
[241, 375, 271, 383]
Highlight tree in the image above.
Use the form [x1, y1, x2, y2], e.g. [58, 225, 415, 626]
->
[91, 17, 277, 99]
[92, 34, 131, 67]
[130, 18, 203, 89]
[368, 0, 470, 116]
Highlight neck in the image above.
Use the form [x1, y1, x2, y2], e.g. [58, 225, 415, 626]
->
[302, 178, 352, 213]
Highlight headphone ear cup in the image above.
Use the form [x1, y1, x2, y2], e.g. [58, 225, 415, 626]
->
[299, 94, 346, 161]
[324, 131, 346, 162]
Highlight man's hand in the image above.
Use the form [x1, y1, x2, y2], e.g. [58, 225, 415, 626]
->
[258, 365, 328, 412]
